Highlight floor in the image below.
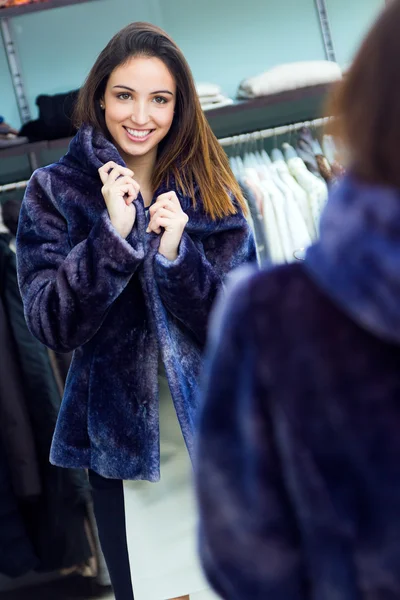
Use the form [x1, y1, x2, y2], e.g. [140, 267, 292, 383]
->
[0, 576, 114, 600]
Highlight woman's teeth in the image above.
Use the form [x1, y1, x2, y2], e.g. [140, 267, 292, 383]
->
[126, 128, 153, 138]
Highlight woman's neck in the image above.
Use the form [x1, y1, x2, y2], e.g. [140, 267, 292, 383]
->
[121, 148, 157, 204]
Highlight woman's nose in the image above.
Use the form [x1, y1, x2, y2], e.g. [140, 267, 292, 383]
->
[131, 102, 149, 126]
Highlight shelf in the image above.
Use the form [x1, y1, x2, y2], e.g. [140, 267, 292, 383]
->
[206, 82, 331, 138]
[0, 83, 332, 163]
[0, 0, 98, 19]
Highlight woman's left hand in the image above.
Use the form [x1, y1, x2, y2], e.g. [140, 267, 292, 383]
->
[146, 191, 189, 261]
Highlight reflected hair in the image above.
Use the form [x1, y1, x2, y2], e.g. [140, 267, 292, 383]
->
[327, 0, 400, 187]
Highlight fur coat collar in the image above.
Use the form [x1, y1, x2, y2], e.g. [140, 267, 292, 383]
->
[306, 176, 400, 343]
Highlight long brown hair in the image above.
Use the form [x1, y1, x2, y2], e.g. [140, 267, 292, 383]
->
[74, 22, 246, 219]
[327, 0, 400, 187]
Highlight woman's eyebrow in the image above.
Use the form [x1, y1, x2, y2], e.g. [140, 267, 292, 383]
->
[113, 85, 174, 96]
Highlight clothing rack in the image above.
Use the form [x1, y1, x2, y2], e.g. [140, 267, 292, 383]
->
[0, 180, 29, 194]
[218, 116, 331, 147]
[0, 117, 332, 193]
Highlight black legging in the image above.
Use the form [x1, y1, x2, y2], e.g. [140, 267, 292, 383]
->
[89, 470, 135, 600]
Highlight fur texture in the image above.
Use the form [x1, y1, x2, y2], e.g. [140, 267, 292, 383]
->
[197, 176, 400, 598]
[16, 123, 256, 481]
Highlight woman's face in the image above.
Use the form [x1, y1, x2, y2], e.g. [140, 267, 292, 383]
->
[102, 56, 176, 161]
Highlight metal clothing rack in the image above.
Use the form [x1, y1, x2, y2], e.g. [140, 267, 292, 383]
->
[0, 179, 29, 195]
[0, 117, 333, 192]
[218, 116, 331, 147]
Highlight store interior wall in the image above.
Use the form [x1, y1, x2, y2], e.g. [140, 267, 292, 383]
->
[1, 0, 384, 132]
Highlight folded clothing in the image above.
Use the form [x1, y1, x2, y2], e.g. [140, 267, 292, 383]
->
[196, 82, 233, 112]
[237, 61, 342, 99]
[0, 135, 29, 148]
[200, 98, 234, 111]
[196, 82, 222, 99]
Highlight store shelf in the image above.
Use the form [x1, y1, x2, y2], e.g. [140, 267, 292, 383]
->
[0, 0, 98, 19]
[206, 82, 332, 138]
[0, 82, 332, 164]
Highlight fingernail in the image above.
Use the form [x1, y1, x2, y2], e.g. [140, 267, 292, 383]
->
[146, 227, 150, 233]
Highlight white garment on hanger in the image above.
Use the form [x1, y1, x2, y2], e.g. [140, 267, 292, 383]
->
[258, 181, 286, 264]
[286, 156, 328, 233]
[257, 166, 311, 261]
[273, 159, 316, 239]
[0, 205, 9, 235]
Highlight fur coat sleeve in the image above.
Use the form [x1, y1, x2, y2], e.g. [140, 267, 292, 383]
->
[154, 206, 256, 345]
[16, 169, 145, 353]
[196, 273, 305, 599]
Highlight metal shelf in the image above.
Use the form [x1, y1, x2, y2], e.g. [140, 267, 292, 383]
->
[0, 0, 97, 19]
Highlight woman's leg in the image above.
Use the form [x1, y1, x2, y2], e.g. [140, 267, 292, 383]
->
[89, 469, 135, 600]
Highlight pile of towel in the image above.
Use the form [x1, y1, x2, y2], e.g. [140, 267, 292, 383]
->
[237, 61, 342, 99]
[196, 83, 233, 111]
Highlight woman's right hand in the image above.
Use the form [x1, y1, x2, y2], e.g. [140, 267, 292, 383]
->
[99, 162, 140, 239]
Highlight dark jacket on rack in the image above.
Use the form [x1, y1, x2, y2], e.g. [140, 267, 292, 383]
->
[197, 176, 400, 599]
[0, 295, 41, 499]
[16, 123, 256, 481]
[0, 234, 91, 572]
[0, 439, 39, 578]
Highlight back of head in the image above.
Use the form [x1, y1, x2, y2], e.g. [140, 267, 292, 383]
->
[328, 0, 400, 187]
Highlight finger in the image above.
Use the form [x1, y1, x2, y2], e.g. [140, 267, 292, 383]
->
[153, 208, 173, 219]
[120, 184, 136, 204]
[156, 191, 179, 205]
[113, 175, 137, 187]
[147, 216, 170, 234]
[150, 198, 177, 217]
[107, 166, 134, 184]
[99, 162, 134, 184]
[146, 219, 162, 234]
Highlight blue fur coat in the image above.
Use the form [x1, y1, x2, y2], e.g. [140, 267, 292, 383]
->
[197, 176, 400, 599]
[16, 123, 256, 481]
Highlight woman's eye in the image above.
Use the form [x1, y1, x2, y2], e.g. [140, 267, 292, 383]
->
[117, 93, 131, 101]
[153, 96, 168, 105]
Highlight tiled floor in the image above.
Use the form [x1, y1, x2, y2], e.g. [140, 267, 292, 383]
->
[0, 576, 114, 600]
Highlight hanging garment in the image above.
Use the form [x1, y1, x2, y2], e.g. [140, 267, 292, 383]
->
[255, 165, 311, 262]
[0, 439, 39, 578]
[0, 234, 92, 572]
[272, 153, 316, 239]
[284, 144, 328, 233]
[260, 161, 312, 253]
[240, 180, 270, 264]
[259, 179, 292, 263]
[237, 60, 342, 99]
[297, 127, 334, 184]
[0, 297, 42, 499]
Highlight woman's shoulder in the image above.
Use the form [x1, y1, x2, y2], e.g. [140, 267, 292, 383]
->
[218, 262, 329, 339]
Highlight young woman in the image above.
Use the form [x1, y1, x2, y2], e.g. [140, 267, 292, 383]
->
[16, 22, 256, 600]
[196, 2, 400, 599]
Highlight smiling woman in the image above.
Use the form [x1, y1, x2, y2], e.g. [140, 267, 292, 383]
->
[102, 57, 176, 168]
[16, 20, 256, 600]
